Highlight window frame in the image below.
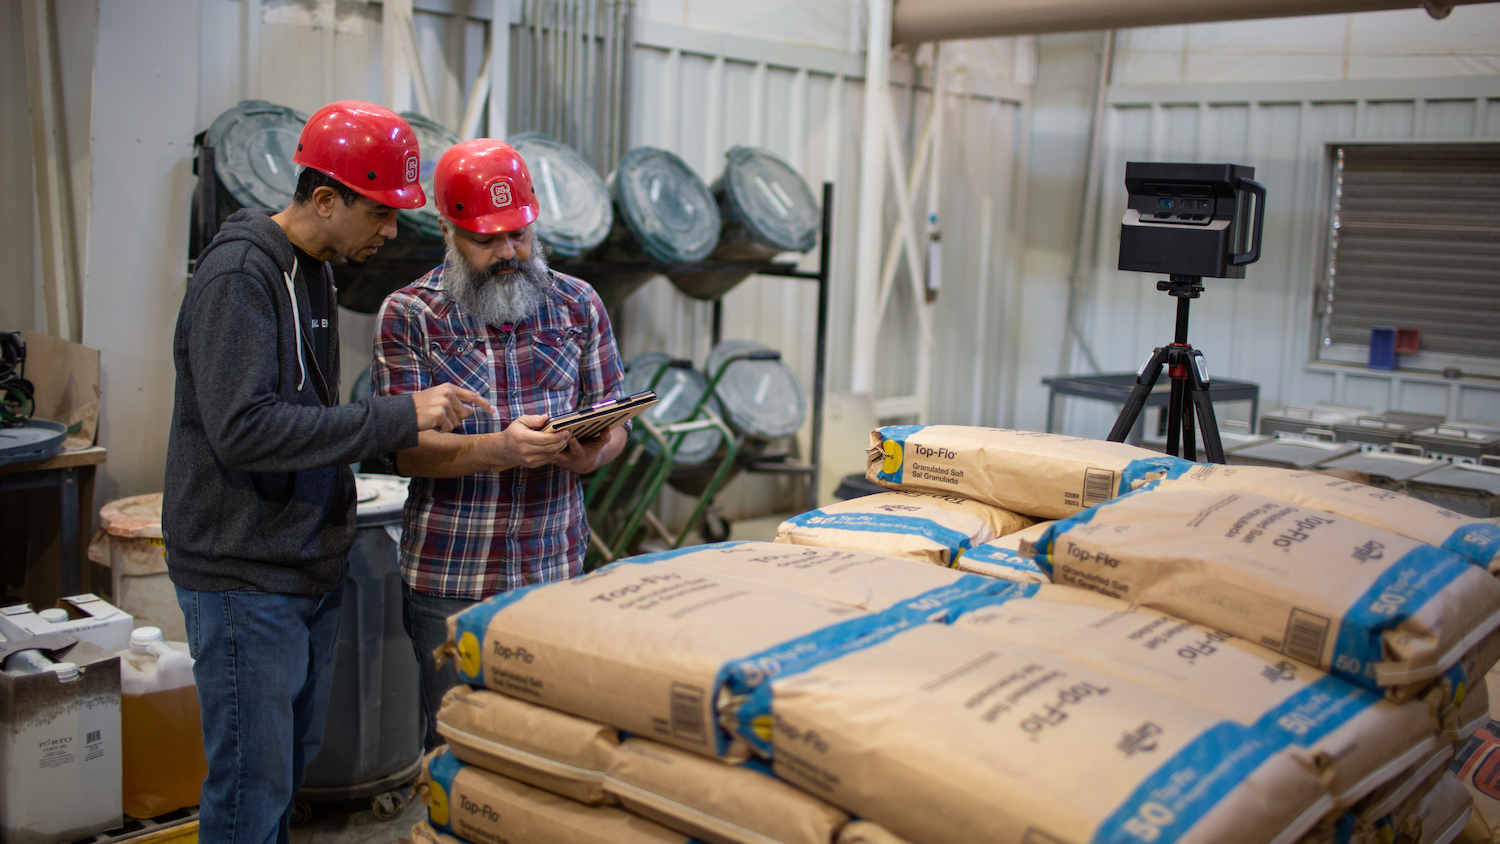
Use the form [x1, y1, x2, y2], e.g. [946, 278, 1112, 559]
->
[1314, 138, 1500, 379]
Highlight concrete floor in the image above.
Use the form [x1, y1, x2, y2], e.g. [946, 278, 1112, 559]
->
[289, 789, 426, 844]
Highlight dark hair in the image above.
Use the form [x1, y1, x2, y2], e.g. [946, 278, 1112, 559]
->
[292, 167, 362, 207]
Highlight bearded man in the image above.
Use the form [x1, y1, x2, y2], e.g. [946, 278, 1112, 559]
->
[371, 139, 628, 750]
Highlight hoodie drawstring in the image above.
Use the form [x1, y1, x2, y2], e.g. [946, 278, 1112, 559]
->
[284, 258, 307, 392]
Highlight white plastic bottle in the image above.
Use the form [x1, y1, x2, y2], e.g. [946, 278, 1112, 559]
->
[118, 627, 208, 818]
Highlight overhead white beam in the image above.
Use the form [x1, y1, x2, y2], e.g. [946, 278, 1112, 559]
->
[849, 0, 892, 395]
[891, 0, 1494, 44]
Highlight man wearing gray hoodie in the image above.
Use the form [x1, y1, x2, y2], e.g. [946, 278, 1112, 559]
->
[164, 101, 490, 843]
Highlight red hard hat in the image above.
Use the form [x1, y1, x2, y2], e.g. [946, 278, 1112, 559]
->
[434, 139, 540, 234]
[292, 100, 426, 210]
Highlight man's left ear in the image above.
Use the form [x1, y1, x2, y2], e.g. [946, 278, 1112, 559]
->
[313, 185, 339, 219]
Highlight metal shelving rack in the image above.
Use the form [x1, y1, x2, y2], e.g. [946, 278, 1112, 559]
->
[553, 181, 834, 511]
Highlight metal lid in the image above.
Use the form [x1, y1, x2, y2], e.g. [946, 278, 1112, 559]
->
[719, 146, 819, 252]
[397, 112, 459, 240]
[509, 134, 613, 257]
[0, 419, 66, 464]
[610, 147, 720, 263]
[704, 340, 806, 440]
[355, 474, 410, 526]
[1410, 462, 1500, 496]
[205, 100, 309, 211]
[622, 352, 724, 465]
[1414, 422, 1500, 446]
[1228, 438, 1358, 469]
[1319, 451, 1439, 482]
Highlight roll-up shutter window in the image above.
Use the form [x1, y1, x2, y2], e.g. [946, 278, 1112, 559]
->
[1322, 143, 1500, 361]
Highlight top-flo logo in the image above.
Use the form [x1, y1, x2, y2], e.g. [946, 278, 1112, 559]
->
[404, 152, 419, 184]
[457, 630, 482, 680]
[881, 440, 903, 475]
[491, 179, 512, 208]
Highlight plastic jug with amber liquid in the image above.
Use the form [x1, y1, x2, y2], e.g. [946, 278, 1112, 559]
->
[118, 627, 208, 818]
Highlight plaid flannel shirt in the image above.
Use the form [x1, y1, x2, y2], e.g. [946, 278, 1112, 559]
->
[371, 263, 626, 599]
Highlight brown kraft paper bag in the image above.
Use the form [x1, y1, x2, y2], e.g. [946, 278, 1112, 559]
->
[746, 623, 1332, 844]
[436, 684, 619, 805]
[776, 491, 1033, 568]
[604, 737, 849, 844]
[418, 747, 691, 844]
[1032, 486, 1500, 696]
[442, 559, 868, 757]
[950, 591, 1440, 809]
[865, 425, 1182, 519]
[625, 541, 979, 611]
[1147, 463, 1500, 573]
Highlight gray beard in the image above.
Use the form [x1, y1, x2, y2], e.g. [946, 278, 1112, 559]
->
[443, 239, 553, 328]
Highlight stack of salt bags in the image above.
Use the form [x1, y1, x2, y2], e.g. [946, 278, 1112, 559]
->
[1026, 482, 1500, 707]
[432, 542, 1010, 844]
[865, 425, 1500, 718]
[940, 584, 1458, 842]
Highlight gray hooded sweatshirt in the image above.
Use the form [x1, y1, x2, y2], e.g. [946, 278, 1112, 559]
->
[163, 209, 418, 594]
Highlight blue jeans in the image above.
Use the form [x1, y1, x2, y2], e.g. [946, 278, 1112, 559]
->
[401, 583, 477, 752]
[177, 583, 345, 844]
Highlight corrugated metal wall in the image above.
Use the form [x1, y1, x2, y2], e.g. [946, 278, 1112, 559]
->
[618, 29, 1033, 521]
[1055, 78, 1500, 440]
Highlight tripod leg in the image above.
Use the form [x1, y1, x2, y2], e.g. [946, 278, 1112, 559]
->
[1108, 346, 1170, 444]
[1190, 388, 1226, 463]
[1166, 377, 1186, 458]
[1179, 381, 1198, 462]
[1183, 348, 1225, 463]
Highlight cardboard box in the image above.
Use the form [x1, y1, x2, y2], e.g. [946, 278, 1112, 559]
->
[0, 633, 122, 844]
[0, 594, 133, 653]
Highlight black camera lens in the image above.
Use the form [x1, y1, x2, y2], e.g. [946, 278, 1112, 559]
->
[1158, 198, 1175, 209]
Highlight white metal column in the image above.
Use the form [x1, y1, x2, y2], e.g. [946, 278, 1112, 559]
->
[22, 0, 80, 342]
[849, 0, 892, 396]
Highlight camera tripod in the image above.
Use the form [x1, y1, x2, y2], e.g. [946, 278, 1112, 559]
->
[1106, 275, 1225, 463]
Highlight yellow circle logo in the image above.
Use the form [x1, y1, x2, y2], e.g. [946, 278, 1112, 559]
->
[429, 780, 450, 827]
[1453, 680, 1467, 707]
[881, 440, 903, 475]
[458, 631, 482, 680]
[752, 714, 774, 744]
[950, 549, 964, 569]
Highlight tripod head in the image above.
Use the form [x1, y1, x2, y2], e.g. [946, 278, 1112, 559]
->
[1158, 275, 1205, 300]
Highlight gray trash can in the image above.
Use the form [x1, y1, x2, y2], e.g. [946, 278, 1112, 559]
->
[509, 133, 613, 259]
[622, 351, 725, 467]
[704, 339, 806, 444]
[589, 146, 721, 312]
[669, 146, 820, 301]
[296, 474, 421, 823]
[204, 99, 309, 220]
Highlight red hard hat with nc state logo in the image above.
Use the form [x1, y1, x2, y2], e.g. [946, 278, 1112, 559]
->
[292, 100, 427, 209]
[434, 139, 540, 234]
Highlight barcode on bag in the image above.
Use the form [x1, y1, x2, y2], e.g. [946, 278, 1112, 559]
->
[86, 731, 101, 744]
[1082, 468, 1117, 507]
[1283, 609, 1331, 665]
[670, 682, 707, 744]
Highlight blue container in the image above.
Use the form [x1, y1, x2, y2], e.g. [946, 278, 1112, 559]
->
[1369, 326, 1398, 370]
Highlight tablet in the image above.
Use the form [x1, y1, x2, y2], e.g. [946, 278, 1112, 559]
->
[543, 391, 658, 439]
